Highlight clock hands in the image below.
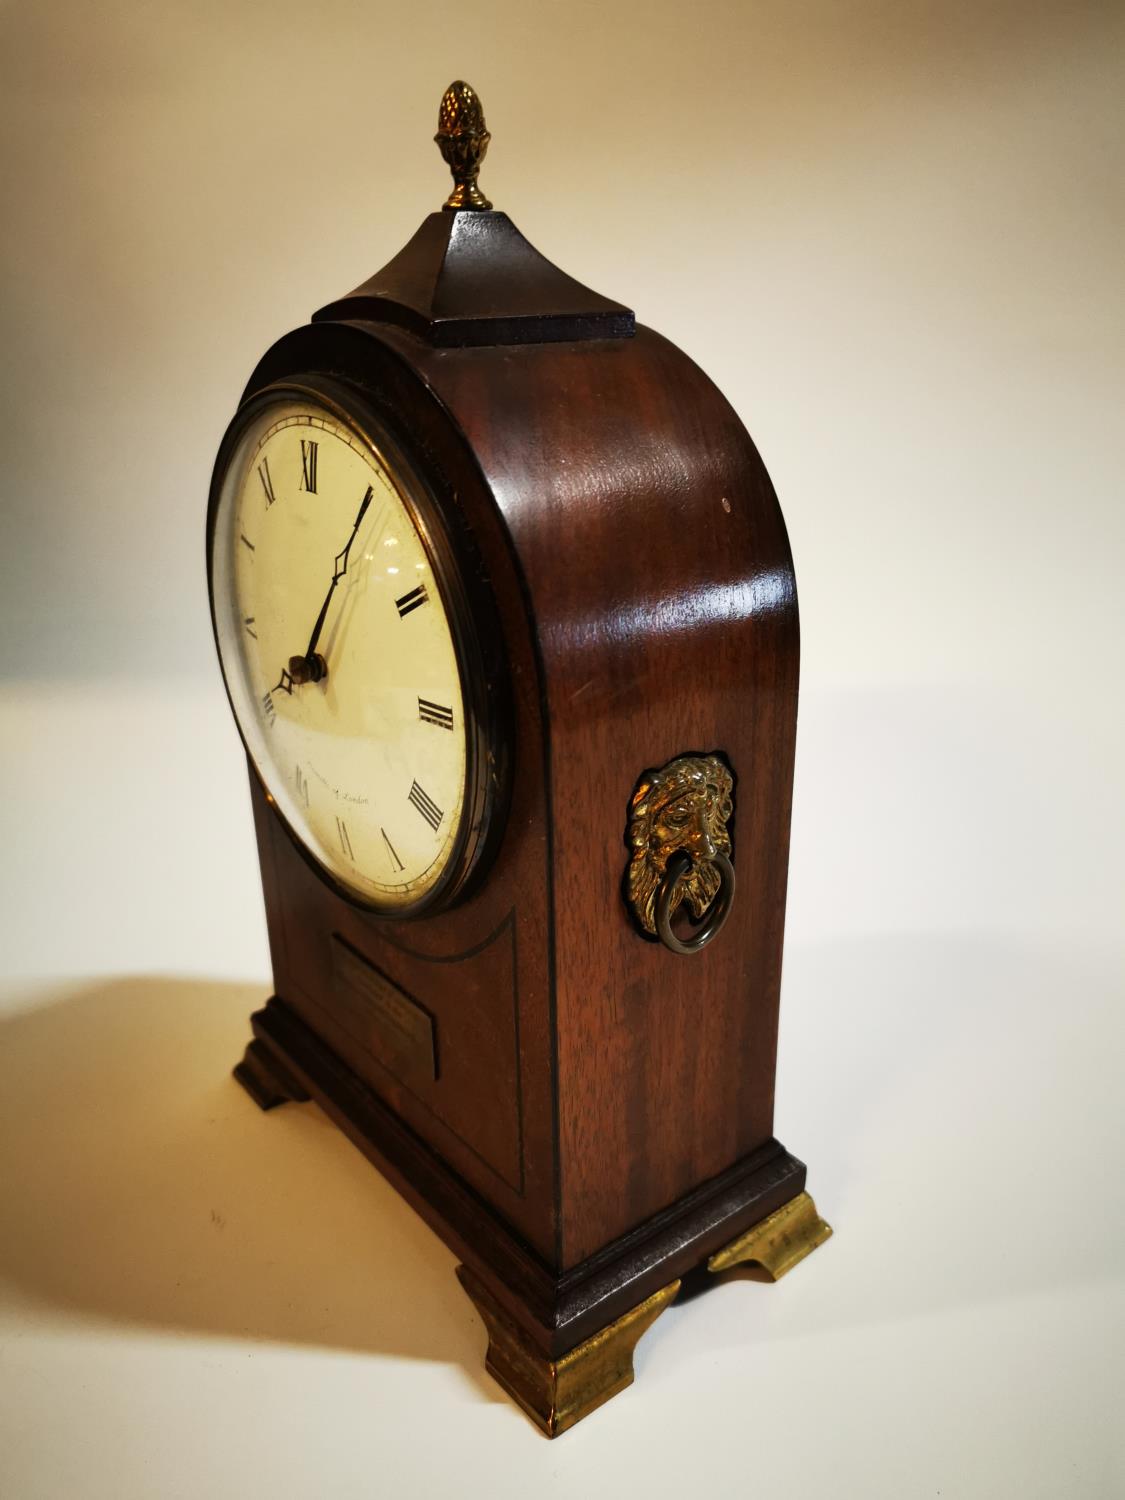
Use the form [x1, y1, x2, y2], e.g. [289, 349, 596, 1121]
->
[276, 484, 374, 692]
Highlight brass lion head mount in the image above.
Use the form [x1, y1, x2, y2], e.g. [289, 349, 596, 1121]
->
[625, 753, 736, 952]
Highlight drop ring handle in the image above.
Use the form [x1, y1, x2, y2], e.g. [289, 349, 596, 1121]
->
[655, 849, 736, 956]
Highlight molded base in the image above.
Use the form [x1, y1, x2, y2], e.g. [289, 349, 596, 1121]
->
[232, 999, 832, 1434]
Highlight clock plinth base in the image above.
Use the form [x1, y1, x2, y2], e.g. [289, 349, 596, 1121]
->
[457, 1265, 680, 1438]
[233, 1038, 310, 1112]
[707, 1190, 832, 1281]
[232, 998, 827, 1432]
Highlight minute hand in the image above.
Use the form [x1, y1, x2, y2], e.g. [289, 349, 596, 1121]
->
[296, 485, 374, 674]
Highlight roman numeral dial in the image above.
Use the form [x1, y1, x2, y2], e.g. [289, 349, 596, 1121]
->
[418, 697, 454, 730]
[381, 828, 405, 872]
[300, 439, 318, 493]
[408, 779, 444, 831]
[258, 457, 277, 507]
[212, 393, 474, 913]
[395, 582, 429, 618]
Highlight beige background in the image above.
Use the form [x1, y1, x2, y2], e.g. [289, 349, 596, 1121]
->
[1, 2, 1123, 1496]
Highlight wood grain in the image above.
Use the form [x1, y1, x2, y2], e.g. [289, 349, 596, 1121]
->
[217, 207, 805, 1346]
[395, 326, 800, 1265]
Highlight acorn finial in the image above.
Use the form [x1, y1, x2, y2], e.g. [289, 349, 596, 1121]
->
[435, 81, 492, 211]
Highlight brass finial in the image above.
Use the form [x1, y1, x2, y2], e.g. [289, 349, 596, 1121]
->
[435, 81, 492, 211]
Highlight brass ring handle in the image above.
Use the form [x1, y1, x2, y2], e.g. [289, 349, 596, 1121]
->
[654, 850, 736, 956]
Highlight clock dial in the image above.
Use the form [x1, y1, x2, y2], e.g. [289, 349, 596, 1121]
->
[210, 389, 470, 909]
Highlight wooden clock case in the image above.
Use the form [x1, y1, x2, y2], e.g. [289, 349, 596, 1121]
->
[220, 191, 829, 1435]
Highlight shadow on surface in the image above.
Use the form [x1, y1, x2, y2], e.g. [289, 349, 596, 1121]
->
[0, 976, 493, 1383]
[2, 933, 1121, 1369]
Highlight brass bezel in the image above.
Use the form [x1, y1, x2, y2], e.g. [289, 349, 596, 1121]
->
[206, 373, 507, 919]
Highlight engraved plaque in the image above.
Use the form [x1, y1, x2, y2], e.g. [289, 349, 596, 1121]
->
[331, 936, 437, 1084]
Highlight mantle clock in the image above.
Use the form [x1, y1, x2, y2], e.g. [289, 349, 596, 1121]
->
[207, 81, 830, 1437]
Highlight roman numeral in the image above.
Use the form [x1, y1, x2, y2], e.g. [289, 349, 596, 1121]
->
[243, 616, 257, 639]
[408, 779, 443, 832]
[300, 439, 318, 493]
[240, 532, 255, 551]
[336, 816, 354, 859]
[257, 456, 277, 507]
[295, 764, 310, 807]
[395, 582, 429, 618]
[418, 697, 454, 730]
[261, 690, 276, 726]
[381, 827, 405, 872]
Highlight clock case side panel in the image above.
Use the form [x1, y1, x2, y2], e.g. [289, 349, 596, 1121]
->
[222, 322, 560, 1269]
[393, 326, 803, 1270]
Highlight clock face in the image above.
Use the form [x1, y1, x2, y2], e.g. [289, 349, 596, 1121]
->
[209, 385, 473, 911]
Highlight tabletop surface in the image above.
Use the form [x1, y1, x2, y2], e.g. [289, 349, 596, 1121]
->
[2, 679, 1120, 1499]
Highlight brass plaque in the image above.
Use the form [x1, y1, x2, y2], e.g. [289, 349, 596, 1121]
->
[331, 936, 437, 1084]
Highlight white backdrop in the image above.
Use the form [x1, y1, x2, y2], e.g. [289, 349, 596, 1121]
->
[2, 2, 1122, 1495]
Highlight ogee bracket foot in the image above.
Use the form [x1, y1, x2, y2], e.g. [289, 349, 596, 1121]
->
[707, 1189, 832, 1280]
[233, 1037, 311, 1112]
[456, 1265, 680, 1438]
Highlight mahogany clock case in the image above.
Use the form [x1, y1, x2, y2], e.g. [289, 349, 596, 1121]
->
[214, 256, 809, 1362]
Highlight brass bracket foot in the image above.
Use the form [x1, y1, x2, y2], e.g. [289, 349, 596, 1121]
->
[457, 1266, 680, 1438]
[233, 1038, 310, 1112]
[707, 1190, 832, 1280]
